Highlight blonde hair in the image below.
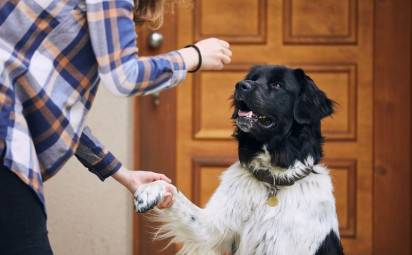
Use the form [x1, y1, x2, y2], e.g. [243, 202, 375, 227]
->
[134, 0, 166, 30]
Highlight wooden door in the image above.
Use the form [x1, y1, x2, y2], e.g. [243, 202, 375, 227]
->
[135, 0, 411, 255]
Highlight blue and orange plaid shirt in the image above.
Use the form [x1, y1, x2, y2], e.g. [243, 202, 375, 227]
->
[0, 0, 186, 206]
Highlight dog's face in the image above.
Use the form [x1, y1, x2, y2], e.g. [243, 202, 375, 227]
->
[232, 65, 334, 142]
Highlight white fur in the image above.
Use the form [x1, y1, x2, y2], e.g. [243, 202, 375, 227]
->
[136, 156, 340, 255]
[134, 180, 167, 213]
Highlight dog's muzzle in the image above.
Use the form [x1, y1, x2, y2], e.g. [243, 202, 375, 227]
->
[236, 116, 257, 132]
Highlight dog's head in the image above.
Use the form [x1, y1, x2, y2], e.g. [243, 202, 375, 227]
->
[232, 65, 334, 166]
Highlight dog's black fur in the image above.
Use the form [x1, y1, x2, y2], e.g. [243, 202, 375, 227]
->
[232, 65, 343, 255]
[233, 65, 334, 168]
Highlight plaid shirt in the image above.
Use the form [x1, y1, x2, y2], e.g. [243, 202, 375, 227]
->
[0, 0, 186, 205]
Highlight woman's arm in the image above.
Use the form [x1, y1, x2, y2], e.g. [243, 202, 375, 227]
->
[75, 126, 122, 180]
[86, 0, 231, 97]
[75, 126, 174, 208]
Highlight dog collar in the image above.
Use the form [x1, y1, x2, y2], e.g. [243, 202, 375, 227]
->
[252, 165, 316, 187]
[246, 156, 317, 207]
[248, 156, 317, 187]
[252, 164, 316, 207]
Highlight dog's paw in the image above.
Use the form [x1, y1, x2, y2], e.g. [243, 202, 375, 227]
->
[134, 180, 168, 213]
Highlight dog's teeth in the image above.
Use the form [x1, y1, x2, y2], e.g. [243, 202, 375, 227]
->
[238, 110, 253, 118]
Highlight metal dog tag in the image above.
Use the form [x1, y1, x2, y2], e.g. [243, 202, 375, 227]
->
[267, 195, 278, 207]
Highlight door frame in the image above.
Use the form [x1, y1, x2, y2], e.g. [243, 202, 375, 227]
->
[133, 10, 180, 254]
[133, 1, 412, 254]
[373, 0, 411, 254]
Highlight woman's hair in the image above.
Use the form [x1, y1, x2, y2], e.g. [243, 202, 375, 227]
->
[134, 0, 166, 30]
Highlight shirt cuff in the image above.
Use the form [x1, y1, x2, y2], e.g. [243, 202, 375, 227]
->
[87, 151, 122, 181]
[160, 50, 187, 89]
[75, 126, 123, 181]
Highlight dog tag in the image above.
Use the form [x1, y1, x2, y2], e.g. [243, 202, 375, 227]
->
[267, 195, 278, 207]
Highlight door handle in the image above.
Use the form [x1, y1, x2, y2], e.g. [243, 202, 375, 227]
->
[148, 32, 164, 49]
[148, 32, 163, 106]
[152, 92, 160, 107]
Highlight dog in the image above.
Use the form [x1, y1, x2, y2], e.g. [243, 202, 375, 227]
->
[134, 65, 344, 255]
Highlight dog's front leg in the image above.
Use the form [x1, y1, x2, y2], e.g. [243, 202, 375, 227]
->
[135, 180, 234, 255]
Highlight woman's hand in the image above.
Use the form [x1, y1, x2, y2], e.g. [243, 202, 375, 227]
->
[112, 166, 175, 209]
[179, 38, 232, 71]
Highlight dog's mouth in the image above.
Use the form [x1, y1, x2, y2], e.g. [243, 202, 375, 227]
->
[235, 101, 274, 132]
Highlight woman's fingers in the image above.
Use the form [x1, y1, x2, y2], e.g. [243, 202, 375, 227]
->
[193, 38, 232, 71]
[221, 47, 232, 57]
[165, 196, 174, 208]
[157, 192, 173, 209]
[166, 183, 174, 191]
[163, 198, 173, 208]
[219, 39, 230, 48]
[220, 53, 231, 65]
[157, 173, 171, 183]
[143, 171, 171, 183]
[157, 183, 177, 209]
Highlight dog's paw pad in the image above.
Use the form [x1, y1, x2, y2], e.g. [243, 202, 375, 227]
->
[134, 181, 166, 213]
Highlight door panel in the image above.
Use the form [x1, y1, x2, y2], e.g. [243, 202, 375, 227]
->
[195, 0, 267, 43]
[175, 1, 373, 254]
[283, 0, 357, 44]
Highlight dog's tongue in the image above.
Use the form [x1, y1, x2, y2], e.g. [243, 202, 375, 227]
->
[238, 110, 253, 118]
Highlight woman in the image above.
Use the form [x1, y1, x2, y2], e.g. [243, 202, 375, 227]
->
[0, 0, 232, 254]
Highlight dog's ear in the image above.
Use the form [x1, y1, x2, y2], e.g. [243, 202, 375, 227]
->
[293, 69, 334, 124]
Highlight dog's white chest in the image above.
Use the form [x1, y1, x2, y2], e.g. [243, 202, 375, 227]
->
[150, 161, 341, 255]
[221, 163, 340, 255]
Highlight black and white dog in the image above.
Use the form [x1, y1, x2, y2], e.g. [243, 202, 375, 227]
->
[135, 65, 344, 255]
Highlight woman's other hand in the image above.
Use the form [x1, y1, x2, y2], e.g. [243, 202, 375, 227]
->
[112, 167, 175, 209]
[179, 38, 232, 71]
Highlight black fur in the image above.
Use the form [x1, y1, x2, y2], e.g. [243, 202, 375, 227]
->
[315, 230, 344, 255]
[232, 65, 335, 168]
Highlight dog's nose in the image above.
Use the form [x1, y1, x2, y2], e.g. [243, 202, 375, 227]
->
[236, 80, 253, 92]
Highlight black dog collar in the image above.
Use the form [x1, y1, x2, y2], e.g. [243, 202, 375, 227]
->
[252, 165, 317, 187]
[252, 165, 317, 207]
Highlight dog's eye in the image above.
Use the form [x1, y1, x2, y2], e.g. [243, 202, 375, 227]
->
[271, 82, 281, 89]
[258, 116, 273, 126]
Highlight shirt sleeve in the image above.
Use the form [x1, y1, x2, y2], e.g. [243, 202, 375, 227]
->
[0, 81, 13, 158]
[85, 0, 187, 97]
[75, 126, 122, 181]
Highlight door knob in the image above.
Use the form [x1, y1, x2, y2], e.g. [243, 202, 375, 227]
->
[148, 32, 164, 49]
